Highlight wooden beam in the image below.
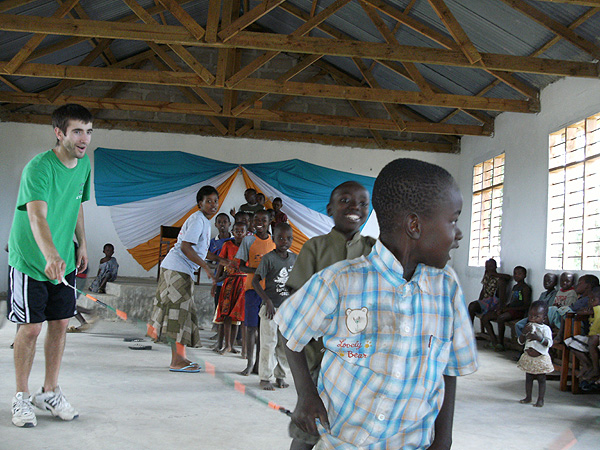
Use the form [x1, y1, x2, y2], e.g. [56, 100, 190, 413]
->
[1, 14, 597, 78]
[348, 100, 386, 148]
[231, 54, 322, 116]
[0, 92, 490, 136]
[533, 7, 599, 57]
[0, 75, 22, 92]
[147, 44, 221, 112]
[218, 0, 287, 42]
[225, 0, 351, 87]
[499, 0, 600, 60]
[535, 0, 600, 5]
[0, 60, 537, 113]
[2, 0, 80, 74]
[149, 56, 227, 133]
[45, 38, 113, 102]
[205, 0, 221, 43]
[0, 111, 456, 152]
[227, 31, 600, 77]
[267, 72, 328, 111]
[376, 59, 493, 126]
[157, 0, 205, 40]
[427, 0, 482, 64]
[353, 57, 407, 131]
[0, 0, 37, 14]
[122, 0, 215, 84]
[26, 0, 194, 62]
[363, 0, 459, 50]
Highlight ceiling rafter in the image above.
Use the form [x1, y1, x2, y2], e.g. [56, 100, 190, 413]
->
[0, 0, 598, 152]
[426, 0, 482, 64]
[224, 0, 351, 88]
[0, 13, 597, 78]
[0, 92, 490, 137]
[499, 0, 600, 60]
[3, 0, 80, 74]
[0, 61, 536, 113]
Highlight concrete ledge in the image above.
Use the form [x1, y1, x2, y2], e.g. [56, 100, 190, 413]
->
[79, 276, 214, 329]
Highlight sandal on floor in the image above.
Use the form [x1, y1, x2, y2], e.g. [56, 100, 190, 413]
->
[169, 364, 201, 373]
[66, 326, 81, 333]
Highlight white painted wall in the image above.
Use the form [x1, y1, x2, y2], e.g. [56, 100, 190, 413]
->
[453, 76, 600, 304]
[0, 125, 459, 292]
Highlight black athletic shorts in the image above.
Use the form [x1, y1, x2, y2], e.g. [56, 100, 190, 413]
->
[7, 267, 77, 324]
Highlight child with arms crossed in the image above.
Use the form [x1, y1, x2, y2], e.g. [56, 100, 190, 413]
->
[276, 159, 478, 450]
[517, 301, 554, 407]
[252, 223, 297, 390]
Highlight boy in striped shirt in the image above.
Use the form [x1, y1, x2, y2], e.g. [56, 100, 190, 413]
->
[276, 159, 478, 450]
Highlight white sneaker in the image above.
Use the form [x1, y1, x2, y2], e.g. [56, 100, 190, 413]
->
[31, 386, 79, 421]
[12, 392, 37, 428]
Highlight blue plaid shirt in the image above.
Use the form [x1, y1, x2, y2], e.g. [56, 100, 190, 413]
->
[275, 240, 478, 450]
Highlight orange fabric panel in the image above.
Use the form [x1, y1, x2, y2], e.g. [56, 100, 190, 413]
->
[240, 167, 308, 255]
[127, 170, 239, 270]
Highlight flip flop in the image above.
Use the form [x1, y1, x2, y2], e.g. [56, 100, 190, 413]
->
[129, 344, 152, 350]
[169, 364, 201, 373]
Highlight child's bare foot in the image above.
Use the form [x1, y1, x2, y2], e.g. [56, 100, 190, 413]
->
[240, 365, 252, 376]
[533, 399, 544, 407]
[260, 380, 275, 390]
[229, 347, 239, 354]
[275, 378, 289, 388]
[519, 397, 532, 404]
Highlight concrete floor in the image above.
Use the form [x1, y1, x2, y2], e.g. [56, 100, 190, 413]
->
[0, 316, 599, 450]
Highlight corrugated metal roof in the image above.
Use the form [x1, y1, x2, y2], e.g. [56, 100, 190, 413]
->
[0, 0, 599, 148]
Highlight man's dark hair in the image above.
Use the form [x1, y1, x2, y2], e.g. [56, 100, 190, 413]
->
[52, 104, 93, 134]
[273, 222, 292, 235]
[215, 212, 230, 222]
[372, 159, 455, 234]
[196, 185, 218, 204]
[581, 274, 600, 288]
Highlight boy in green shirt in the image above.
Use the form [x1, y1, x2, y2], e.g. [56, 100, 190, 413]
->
[8, 104, 93, 428]
[285, 181, 376, 450]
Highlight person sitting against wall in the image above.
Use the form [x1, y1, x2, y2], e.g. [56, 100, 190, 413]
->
[468, 258, 510, 324]
[482, 265, 532, 351]
[88, 243, 119, 294]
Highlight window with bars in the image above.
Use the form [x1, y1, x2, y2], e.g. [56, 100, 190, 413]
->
[469, 154, 505, 266]
[546, 113, 600, 271]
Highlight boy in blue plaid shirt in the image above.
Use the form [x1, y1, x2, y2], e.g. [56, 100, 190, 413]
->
[275, 159, 478, 450]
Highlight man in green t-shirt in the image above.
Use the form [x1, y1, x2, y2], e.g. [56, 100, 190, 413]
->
[7, 104, 93, 428]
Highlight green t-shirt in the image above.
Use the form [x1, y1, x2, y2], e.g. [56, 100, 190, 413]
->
[8, 150, 91, 283]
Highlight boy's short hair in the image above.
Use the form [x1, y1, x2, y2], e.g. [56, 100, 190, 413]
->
[514, 265, 527, 275]
[592, 286, 600, 298]
[328, 181, 367, 204]
[196, 185, 218, 204]
[273, 222, 292, 235]
[234, 211, 249, 219]
[52, 104, 93, 134]
[580, 274, 600, 288]
[104, 243, 114, 250]
[273, 197, 282, 203]
[245, 188, 256, 194]
[215, 212, 230, 222]
[372, 159, 455, 233]
[233, 221, 247, 230]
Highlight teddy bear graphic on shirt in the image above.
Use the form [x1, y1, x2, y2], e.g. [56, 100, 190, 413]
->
[345, 307, 369, 334]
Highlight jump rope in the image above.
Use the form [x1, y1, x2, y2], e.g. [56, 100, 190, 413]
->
[59, 276, 293, 418]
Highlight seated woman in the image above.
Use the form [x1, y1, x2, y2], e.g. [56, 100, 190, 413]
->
[468, 258, 510, 323]
[89, 243, 119, 293]
[482, 265, 532, 351]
